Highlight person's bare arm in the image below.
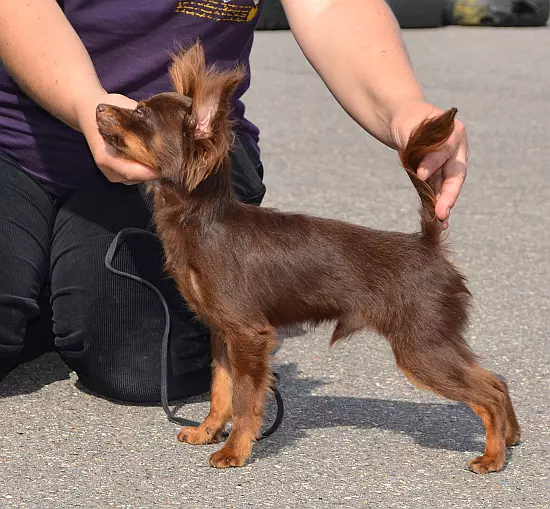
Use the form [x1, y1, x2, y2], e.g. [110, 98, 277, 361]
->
[282, 0, 469, 225]
[0, 0, 156, 182]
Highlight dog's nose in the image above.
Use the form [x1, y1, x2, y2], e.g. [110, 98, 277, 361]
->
[96, 104, 107, 113]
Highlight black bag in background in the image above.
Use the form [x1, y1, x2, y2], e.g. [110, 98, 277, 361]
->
[255, 0, 549, 29]
[256, 0, 446, 30]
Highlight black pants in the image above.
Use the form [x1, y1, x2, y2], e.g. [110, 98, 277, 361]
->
[0, 136, 266, 402]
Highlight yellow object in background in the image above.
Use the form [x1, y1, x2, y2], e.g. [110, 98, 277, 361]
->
[452, 0, 489, 25]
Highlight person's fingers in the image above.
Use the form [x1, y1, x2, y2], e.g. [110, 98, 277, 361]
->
[107, 94, 139, 110]
[98, 163, 141, 184]
[434, 146, 468, 221]
[431, 170, 443, 201]
[416, 117, 466, 182]
[417, 144, 453, 181]
[99, 163, 157, 183]
[414, 118, 469, 223]
[428, 171, 448, 229]
[113, 160, 158, 182]
[96, 145, 158, 183]
[392, 103, 469, 229]
[428, 170, 448, 229]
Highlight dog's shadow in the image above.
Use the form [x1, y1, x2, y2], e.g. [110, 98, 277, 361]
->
[0, 351, 495, 466]
[252, 362, 488, 462]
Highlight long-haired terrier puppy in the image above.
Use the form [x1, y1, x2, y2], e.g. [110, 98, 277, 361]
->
[97, 42, 520, 472]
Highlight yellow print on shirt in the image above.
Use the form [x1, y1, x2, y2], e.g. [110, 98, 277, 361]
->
[175, 0, 260, 22]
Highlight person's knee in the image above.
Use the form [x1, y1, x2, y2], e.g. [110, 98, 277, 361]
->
[50, 259, 153, 401]
[0, 295, 40, 374]
[52, 269, 211, 403]
[0, 157, 55, 374]
[51, 187, 211, 402]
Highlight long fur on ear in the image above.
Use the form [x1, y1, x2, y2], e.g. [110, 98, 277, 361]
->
[169, 41, 206, 97]
[169, 41, 246, 139]
[168, 41, 246, 191]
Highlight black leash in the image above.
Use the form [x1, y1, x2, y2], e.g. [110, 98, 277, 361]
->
[105, 228, 284, 439]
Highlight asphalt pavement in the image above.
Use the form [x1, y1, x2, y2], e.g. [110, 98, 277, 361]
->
[1, 26, 549, 508]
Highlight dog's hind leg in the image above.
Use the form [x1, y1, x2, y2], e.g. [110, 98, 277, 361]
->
[209, 324, 276, 468]
[178, 331, 233, 445]
[391, 332, 514, 473]
[490, 377, 521, 447]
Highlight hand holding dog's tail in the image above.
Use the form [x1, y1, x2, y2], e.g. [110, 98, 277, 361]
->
[400, 107, 458, 246]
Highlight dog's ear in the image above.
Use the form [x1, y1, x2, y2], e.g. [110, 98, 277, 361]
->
[192, 67, 245, 140]
[169, 41, 205, 98]
[169, 41, 245, 140]
[168, 41, 246, 192]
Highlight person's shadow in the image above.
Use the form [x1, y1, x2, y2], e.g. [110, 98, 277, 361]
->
[0, 352, 71, 398]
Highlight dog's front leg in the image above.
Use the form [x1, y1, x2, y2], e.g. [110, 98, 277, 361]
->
[177, 331, 232, 445]
[209, 326, 274, 468]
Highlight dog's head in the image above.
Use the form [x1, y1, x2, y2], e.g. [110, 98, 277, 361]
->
[96, 41, 245, 190]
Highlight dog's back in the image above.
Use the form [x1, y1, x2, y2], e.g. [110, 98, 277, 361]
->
[184, 108, 464, 339]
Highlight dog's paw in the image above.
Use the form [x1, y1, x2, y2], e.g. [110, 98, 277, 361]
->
[177, 426, 220, 445]
[209, 448, 247, 469]
[467, 455, 505, 474]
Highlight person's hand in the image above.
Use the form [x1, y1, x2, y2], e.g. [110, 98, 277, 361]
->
[390, 100, 469, 229]
[76, 91, 159, 184]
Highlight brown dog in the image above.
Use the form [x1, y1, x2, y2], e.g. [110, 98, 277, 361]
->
[96, 42, 520, 472]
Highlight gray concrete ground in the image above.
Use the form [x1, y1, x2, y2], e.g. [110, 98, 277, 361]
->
[1, 26, 549, 508]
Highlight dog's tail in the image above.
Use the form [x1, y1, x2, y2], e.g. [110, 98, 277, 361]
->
[400, 107, 458, 246]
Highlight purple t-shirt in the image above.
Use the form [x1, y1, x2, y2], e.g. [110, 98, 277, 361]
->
[0, 0, 263, 197]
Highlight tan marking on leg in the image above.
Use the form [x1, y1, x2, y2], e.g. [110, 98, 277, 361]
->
[178, 333, 232, 445]
[467, 397, 507, 473]
[209, 327, 274, 468]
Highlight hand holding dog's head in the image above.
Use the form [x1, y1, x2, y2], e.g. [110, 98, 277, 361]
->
[96, 41, 245, 190]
